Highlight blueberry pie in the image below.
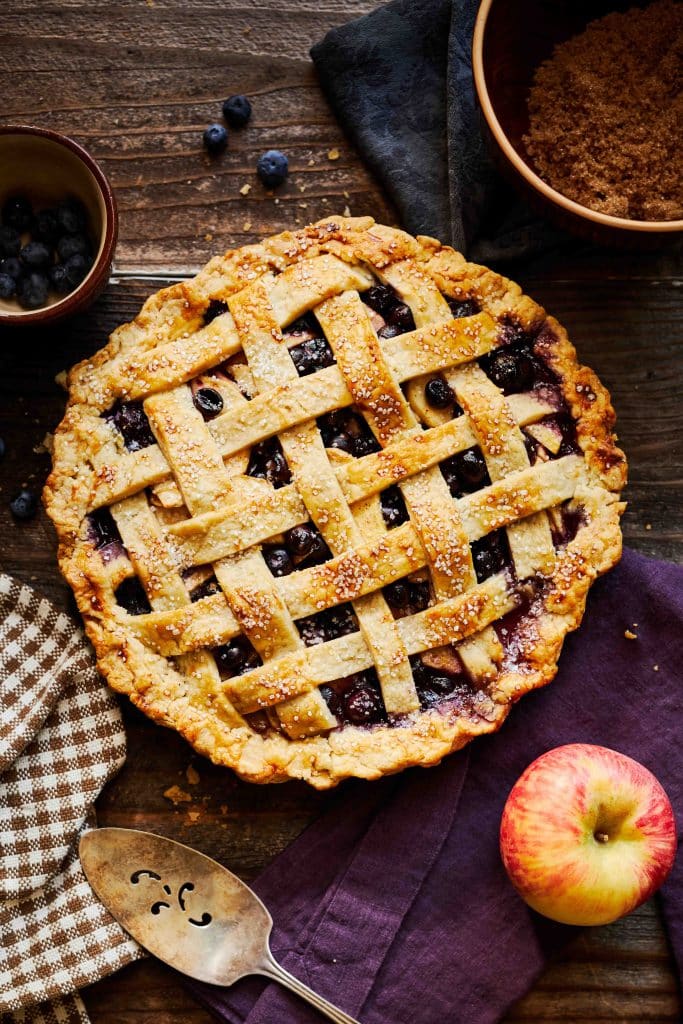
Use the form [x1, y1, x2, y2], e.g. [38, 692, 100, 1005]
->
[45, 218, 626, 787]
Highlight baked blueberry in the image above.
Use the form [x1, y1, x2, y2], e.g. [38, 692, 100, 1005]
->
[380, 486, 408, 529]
[343, 679, 385, 725]
[425, 377, 454, 409]
[17, 273, 49, 309]
[190, 577, 222, 602]
[56, 198, 87, 235]
[329, 433, 354, 454]
[384, 581, 410, 608]
[214, 636, 260, 676]
[320, 684, 343, 720]
[57, 233, 90, 261]
[377, 322, 402, 340]
[363, 284, 396, 317]
[9, 488, 38, 520]
[455, 448, 488, 490]
[203, 123, 228, 154]
[204, 299, 229, 323]
[290, 336, 335, 376]
[0, 225, 21, 258]
[222, 94, 251, 129]
[487, 349, 535, 393]
[115, 577, 152, 616]
[263, 546, 294, 577]
[19, 241, 51, 270]
[386, 302, 415, 333]
[471, 533, 506, 582]
[0, 273, 16, 299]
[257, 150, 288, 188]
[49, 264, 72, 294]
[87, 507, 121, 548]
[0, 256, 22, 279]
[108, 401, 156, 452]
[447, 297, 480, 319]
[286, 523, 318, 557]
[193, 386, 224, 419]
[2, 195, 33, 231]
[352, 435, 380, 457]
[34, 208, 59, 244]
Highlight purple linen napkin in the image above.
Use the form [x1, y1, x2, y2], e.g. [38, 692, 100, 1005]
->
[186, 549, 682, 1022]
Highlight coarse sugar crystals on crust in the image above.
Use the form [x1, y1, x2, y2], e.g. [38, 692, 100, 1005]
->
[44, 217, 626, 788]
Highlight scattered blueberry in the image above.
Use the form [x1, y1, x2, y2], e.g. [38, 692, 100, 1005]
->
[193, 386, 224, 419]
[425, 377, 454, 409]
[9, 488, 38, 520]
[0, 256, 22, 279]
[18, 273, 49, 310]
[257, 149, 288, 188]
[19, 240, 51, 270]
[203, 123, 228, 154]
[2, 195, 33, 231]
[64, 253, 90, 286]
[0, 225, 21, 258]
[222, 94, 251, 129]
[57, 233, 89, 261]
[56, 198, 87, 235]
[0, 273, 16, 299]
[49, 263, 71, 294]
[263, 546, 294, 577]
[34, 207, 60, 245]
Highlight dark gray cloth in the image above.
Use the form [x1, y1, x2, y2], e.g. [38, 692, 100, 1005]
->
[311, 0, 568, 262]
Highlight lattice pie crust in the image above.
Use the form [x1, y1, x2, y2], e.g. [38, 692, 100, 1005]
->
[45, 218, 626, 787]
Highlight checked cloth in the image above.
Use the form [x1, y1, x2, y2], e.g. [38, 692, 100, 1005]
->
[0, 574, 142, 1023]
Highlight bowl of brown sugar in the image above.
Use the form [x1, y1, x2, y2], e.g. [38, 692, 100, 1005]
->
[472, 0, 683, 246]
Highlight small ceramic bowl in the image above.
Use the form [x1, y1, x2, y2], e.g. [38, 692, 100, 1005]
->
[472, 0, 683, 247]
[0, 125, 117, 325]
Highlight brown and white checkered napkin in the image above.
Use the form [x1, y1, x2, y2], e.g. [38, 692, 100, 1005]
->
[0, 574, 142, 1023]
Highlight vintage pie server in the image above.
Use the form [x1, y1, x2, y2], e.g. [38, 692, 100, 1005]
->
[80, 827, 360, 1024]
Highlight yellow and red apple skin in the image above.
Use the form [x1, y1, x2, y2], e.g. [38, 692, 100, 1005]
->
[500, 744, 677, 926]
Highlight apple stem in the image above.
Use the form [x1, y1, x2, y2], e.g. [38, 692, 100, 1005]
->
[594, 831, 610, 844]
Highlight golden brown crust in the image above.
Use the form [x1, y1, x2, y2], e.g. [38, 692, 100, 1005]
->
[44, 217, 626, 788]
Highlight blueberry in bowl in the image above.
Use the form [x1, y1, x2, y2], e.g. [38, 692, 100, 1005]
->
[0, 126, 117, 325]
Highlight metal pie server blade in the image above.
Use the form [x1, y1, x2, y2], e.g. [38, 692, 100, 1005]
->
[79, 827, 360, 1024]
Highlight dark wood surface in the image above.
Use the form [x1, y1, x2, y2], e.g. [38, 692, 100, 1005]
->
[2, 1, 681, 1021]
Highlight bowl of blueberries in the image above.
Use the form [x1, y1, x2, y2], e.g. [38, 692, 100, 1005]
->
[0, 125, 117, 324]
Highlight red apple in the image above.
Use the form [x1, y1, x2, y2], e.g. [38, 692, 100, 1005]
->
[500, 744, 677, 926]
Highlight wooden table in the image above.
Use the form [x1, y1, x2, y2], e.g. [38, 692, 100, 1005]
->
[2, 1, 681, 1020]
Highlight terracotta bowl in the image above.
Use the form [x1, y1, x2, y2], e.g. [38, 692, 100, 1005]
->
[0, 125, 117, 325]
[472, 0, 683, 247]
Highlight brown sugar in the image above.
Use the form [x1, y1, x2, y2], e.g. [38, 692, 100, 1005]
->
[524, 0, 682, 221]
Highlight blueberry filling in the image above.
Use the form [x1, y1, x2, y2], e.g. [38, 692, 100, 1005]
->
[321, 669, 387, 726]
[556, 414, 581, 456]
[446, 297, 480, 319]
[363, 284, 396, 317]
[87, 507, 122, 549]
[380, 486, 409, 529]
[410, 655, 467, 709]
[318, 410, 380, 458]
[203, 299, 229, 324]
[193, 386, 224, 419]
[297, 603, 358, 647]
[246, 438, 291, 488]
[284, 523, 331, 568]
[214, 635, 261, 677]
[549, 503, 586, 547]
[105, 401, 156, 452]
[263, 545, 294, 577]
[290, 335, 335, 377]
[424, 377, 454, 409]
[384, 578, 430, 616]
[441, 447, 490, 498]
[471, 530, 510, 583]
[484, 348, 536, 393]
[115, 577, 152, 616]
[190, 576, 222, 602]
[362, 283, 415, 338]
